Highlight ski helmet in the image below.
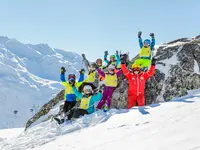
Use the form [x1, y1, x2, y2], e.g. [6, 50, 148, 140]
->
[144, 39, 151, 45]
[132, 64, 141, 71]
[68, 74, 76, 80]
[110, 55, 116, 59]
[108, 64, 115, 70]
[83, 85, 93, 94]
[96, 58, 103, 64]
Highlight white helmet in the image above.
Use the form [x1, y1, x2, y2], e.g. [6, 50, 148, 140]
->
[83, 85, 93, 94]
[108, 65, 115, 70]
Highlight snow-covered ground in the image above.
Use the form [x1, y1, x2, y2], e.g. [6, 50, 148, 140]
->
[0, 36, 84, 129]
[0, 90, 200, 150]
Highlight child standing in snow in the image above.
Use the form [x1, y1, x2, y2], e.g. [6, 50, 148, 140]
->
[93, 64, 123, 109]
[60, 67, 84, 120]
[134, 31, 155, 71]
[121, 55, 156, 108]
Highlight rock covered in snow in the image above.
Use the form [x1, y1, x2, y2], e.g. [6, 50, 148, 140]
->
[111, 36, 200, 108]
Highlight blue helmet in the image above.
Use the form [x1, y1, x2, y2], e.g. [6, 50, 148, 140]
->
[144, 39, 151, 45]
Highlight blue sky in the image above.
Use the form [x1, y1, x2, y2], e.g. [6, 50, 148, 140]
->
[0, 0, 199, 61]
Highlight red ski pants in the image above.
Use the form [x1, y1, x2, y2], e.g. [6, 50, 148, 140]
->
[128, 94, 145, 109]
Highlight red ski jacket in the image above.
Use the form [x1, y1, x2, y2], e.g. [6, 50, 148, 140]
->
[121, 64, 155, 96]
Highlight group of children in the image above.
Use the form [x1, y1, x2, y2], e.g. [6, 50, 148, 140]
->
[57, 31, 156, 123]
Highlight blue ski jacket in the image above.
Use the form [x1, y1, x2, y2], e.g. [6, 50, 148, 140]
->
[60, 73, 84, 102]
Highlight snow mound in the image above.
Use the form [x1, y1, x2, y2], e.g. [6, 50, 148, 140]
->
[1, 90, 200, 150]
[0, 36, 84, 129]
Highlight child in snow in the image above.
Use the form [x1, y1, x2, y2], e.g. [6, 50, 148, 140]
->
[70, 85, 102, 118]
[94, 64, 123, 109]
[104, 50, 121, 69]
[60, 67, 84, 120]
[121, 55, 156, 108]
[134, 31, 155, 71]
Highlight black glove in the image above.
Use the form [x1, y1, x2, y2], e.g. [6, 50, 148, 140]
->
[150, 33, 154, 38]
[104, 51, 108, 56]
[120, 54, 127, 64]
[138, 31, 142, 38]
[151, 57, 157, 66]
[116, 50, 119, 55]
[79, 69, 85, 74]
[60, 67, 66, 74]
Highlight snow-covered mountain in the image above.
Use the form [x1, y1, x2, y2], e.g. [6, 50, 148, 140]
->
[0, 36, 84, 129]
[0, 90, 200, 150]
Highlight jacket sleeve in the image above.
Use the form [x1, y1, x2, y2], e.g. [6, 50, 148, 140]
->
[150, 37, 155, 50]
[143, 65, 155, 79]
[104, 55, 109, 65]
[60, 73, 68, 86]
[97, 68, 105, 77]
[139, 37, 143, 48]
[92, 93, 102, 103]
[73, 87, 82, 100]
[121, 64, 131, 79]
[78, 73, 84, 82]
[116, 54, 121, 66]
[116, 69, 123, 77]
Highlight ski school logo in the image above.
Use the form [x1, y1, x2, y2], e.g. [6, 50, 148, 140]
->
[132, 78, 136, 80]
[140, 77, 144, 80]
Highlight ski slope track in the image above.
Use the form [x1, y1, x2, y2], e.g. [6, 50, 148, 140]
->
[0, 90, 200, 150]
[0, 36, 84, 129]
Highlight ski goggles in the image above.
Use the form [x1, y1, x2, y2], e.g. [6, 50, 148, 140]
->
[68, 74, 76, 79]
[132, 68, 140, 72]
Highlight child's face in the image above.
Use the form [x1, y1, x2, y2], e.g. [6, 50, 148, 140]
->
[144, 42, 150, 48]
[110, 57, 115, 61]
[108, 69, 115, 74]
[97, 62, 102, 66]
[133, 70, 140, 74]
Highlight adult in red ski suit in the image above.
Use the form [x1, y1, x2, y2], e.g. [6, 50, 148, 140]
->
[121, 56, 156, 109]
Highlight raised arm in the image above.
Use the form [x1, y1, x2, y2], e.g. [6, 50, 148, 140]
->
[73, 86, 82, 100]
[92, 92, 103, 103]
[60, 67, 68, 86]
[121, 64, 131, 79]
[138, 37, 143, 48]
[96, 68, 105, 77]
[150, 37, 155, 50]
[116, 69, 123, 77]
[78, 69, 85, 82]
[143, 65, 155, 79]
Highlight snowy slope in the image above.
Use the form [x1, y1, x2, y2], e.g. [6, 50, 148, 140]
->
[1, 90, 200, 150]
[0, 36, 84, 129]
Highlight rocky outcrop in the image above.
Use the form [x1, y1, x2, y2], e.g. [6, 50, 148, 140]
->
[111, 37, 200, 108]
[25, 36, 200, 129]
[25, 90, 64, 130]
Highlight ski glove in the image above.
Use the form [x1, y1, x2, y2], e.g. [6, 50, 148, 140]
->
[150, 33, 155, 38]
[104, 51, 109, 56]
[116, 50, 119, 55]
[138, 31, 142, 38]
[151, 57, 157, 66]
[79, 69, 85, 74]
[120, 54, 127, 64]
[61, 67, 66, 74]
